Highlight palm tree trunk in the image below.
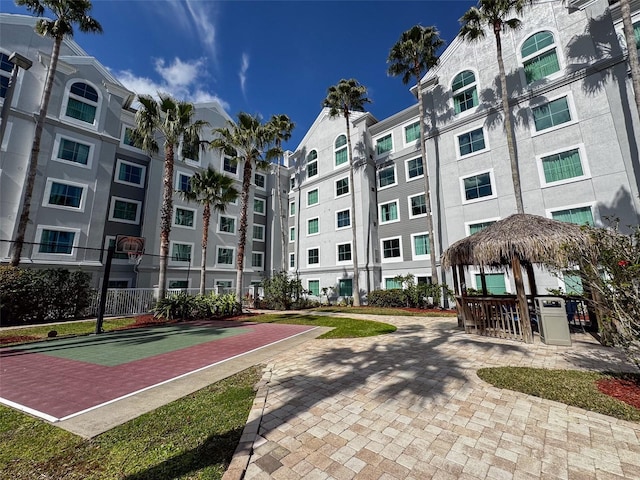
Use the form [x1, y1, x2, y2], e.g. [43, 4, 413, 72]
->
[158, 143, 175, 299]
[10, 35, 63, 266]
[621, 0, 640, 116]
[495, 28, 524, 214]
[236, 159, 252, 300]
[200, 203, 210, 296]
[344, 113, 361, 307]
[415, 68, 440, 287]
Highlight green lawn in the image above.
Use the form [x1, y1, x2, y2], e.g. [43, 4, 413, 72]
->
[0, 366, 262, 479]
[312, 306, 457, 317]
[249, 313, 396, 338]
[478, 367, 640, 422]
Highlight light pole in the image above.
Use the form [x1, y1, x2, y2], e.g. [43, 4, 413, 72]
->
[0, 52, 33, 147]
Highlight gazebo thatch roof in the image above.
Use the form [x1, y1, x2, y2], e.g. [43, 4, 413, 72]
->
[442, 214, 592, 268]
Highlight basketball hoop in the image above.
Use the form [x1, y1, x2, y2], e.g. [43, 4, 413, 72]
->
[128, 251, 143, 266]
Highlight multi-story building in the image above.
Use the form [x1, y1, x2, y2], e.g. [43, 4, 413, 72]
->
[2, 0, 640, 301]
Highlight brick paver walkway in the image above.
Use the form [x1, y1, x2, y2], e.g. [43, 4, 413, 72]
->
[226, 315, 640, 480]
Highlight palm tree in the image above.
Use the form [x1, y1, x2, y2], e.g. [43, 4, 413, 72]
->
[387, 25, 444, 286]
[131, 94, 208, 299]
[459, 0, 533, 215]
[178, 166, 239, 295]
[322, 79, 370, 307]
[267, 114, 295, 272]
[210, 112, 276, 300]
[11, 0, 102, 266]
[619, 0, 640, 116]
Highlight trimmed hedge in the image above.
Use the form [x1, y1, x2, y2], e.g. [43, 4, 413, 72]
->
[0, 266, 92, 326]
[367, 289, 407, 308]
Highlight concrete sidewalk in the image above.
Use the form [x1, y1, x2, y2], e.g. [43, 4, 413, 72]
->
[225, 314, 640, 480]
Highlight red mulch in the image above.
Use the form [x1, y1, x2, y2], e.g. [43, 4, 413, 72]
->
[0, 335, 40, 345]
[399, 307, 457, 314]
[114, 314, 171, 330]
[597, 376, 640, 410]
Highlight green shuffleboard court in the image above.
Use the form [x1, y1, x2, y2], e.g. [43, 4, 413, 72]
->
[8, 324, 249, 366]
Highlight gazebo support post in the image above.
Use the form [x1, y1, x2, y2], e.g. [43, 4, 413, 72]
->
[458, 265, 467, 295]
[512, 256, 533, 343]
[525, 263, 538, 297]
[479, 266, 488, 296]
[451, 268, 463, 328]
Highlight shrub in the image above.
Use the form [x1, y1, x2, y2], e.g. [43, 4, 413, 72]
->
[152, 292, 240, 321]
[0, 266, 92, 326]
[261, 271, 305, 310]
[367, 289, 406, 308]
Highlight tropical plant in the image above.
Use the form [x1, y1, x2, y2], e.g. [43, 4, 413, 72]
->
[387, 25, 444, 285]
[619, 0, 640, 116]
[267, 114, 295, 271]
[11, 0, 102, 266]
[459, 0, 534, 214]
[322, 79, 371, 307]
[131, 94, 209, 299]
[178, 166, 239, 295]
[261, 271, 305, 310]
[210, 112, 277, 300]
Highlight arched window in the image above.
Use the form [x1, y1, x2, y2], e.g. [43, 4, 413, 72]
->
[307, 149, 318, 177]
[65, 81, 99, 124]
[334, 135, 348, 166]
[521, 31, 560, 84]
[452, 70, 478, 114]
[1, 52, 13, 98]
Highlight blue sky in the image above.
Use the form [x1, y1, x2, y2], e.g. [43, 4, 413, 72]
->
[3, 0, 477, 151]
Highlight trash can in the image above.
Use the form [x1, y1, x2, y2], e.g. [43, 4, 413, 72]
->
[535, 297, 571, 346]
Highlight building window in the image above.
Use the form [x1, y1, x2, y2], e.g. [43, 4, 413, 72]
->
[404, 121, 420, 144]
[115, 159, 145, 187]
[462, 171, 494, 202]
[223, 157, 237, 175]
[0, 52, 11, 99]
[289, 253, 295, 269]
[253, 224, 264, 241]
[408, 193, 427, 218]
[385, 278, 402, 289]
[307, 217, 319, 235]
[169, 280, 189, 289]
[406, 157, 424, 180]
[382, 237, 402, 260]
[44, 180, 85, 210]
[540, 148, 585, 185]
[65, 81, 99, 124]
[251, 252, 263, 268]
[468, 220, 496, 235]
[335, 134, 348, 166]
[377, 165, 396, 189]
[254, 198, 265, 215]
[109, 197, 141, 224]
[412, 233, 431, 258]
[307, 150, 318, 177]
[474, 273, 507, 295]
[217, 247, 234, 265]
[55, 137, 91, 166]
[375, 133, 393, 156]
[171, 242, 192, 262]
[452, 70, 478, 114]
[219, 216, 236, 234]
[174, 207, 195, 228]
[308, 189, 319, 206]
[379, 200, 399, 224]
[563, 272, 583, 295]
[308, 248, 319, 265]
[551, 206, 594, 226]
[337, 243, 352, 262]
[254, 172, 265, 189]
[176, 172, 192, 192]
[289, 226, 295, 242]
[457, 127, 486, 157]
[290, 177, 295, 190]
[122, 126, 137, 148]
[108, 280, 130, 289]
[634, 21, 640, 50]
[336, 209, 351, 229]
[289, 201, 296, 216]
[39, 228, 76, 254]
[216, 280, 233, 289]
[521, 31, 560, 83]
[338, 279, 353, 297]
[532, 96, 571, 132]
[308, 279, 320, 296]
[335, 178, 349, 197]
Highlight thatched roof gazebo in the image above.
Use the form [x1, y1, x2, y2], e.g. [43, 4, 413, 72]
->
[442, 214, 592, 343]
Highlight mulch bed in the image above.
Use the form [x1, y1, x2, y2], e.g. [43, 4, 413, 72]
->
[597, 375, 640, 410]
[0, 335, 40, 345]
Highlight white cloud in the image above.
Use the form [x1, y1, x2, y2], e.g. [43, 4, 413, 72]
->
[155, 57, 202, 88]
[239, 53, 250, 96]
[166, 0, 218, 62]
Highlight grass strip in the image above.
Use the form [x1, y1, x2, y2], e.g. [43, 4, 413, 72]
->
[313, 306, 457, 317]
[250, 313, 396, 338]
[477, 367, 640, 422]
[0, 366, 262, 479]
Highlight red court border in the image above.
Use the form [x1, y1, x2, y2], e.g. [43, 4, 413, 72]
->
[0, 321, 315, 422]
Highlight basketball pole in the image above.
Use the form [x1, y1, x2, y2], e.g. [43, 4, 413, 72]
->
[95, 245, 115, 334]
